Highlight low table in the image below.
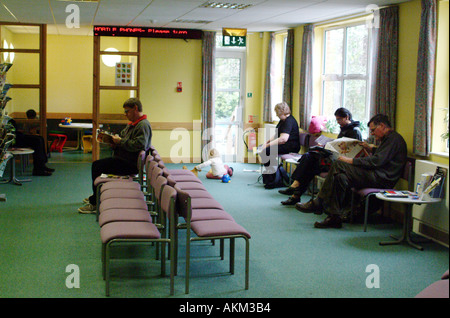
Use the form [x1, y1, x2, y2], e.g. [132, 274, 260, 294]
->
[375, 192, 441, 250]
[0, 148, 35, 186]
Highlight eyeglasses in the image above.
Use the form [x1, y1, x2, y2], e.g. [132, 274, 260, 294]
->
[369, 125, 378, 134]
[124, 108, 132, 114]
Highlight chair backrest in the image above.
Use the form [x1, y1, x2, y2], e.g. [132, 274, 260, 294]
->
[166, 175, 177, 187]
[401, 157, 415, 191]
[146, 160, 158, 179]
[137, 150, 147, 185]
[151, 166, 163, 186]
[153, 153, 161, 162]
[299, 132, 309, 147]
[161, 184, 177, 217]
[174, 186, 190, 220]
[154, 175, 167, 204]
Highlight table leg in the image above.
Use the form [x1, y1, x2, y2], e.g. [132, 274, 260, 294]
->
[379, 205, 423, 250]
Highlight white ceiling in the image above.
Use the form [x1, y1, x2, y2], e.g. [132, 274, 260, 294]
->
[1, 0, 411, 36]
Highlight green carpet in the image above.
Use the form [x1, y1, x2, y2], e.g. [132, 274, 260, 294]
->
[0, 152, 448, 299]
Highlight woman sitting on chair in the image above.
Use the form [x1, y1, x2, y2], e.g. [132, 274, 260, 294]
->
[259, 102, 300, 174]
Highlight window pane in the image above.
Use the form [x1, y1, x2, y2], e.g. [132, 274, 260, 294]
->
[215, 58, 241, 89]
[346, 25, 368, 75]
[215, 91, 240, 121]
[322, 81, 342, 116]
[324, 29, 344, 74]
[343, 79, 367, 120]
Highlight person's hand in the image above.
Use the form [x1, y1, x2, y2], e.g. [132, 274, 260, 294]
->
[112, 134, 121, 145]
[338, 156, 353, 164]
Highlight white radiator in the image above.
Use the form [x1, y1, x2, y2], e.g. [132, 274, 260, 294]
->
[412, 160, 449, 247]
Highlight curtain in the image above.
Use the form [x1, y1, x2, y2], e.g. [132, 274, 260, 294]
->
[263, 32, 275, 122]
[371, 6, 399, 128]
[283, 29, 294, 109]
[201, 31, 216, 161]
[413, 0, 437, 156]
[299, 24, 314, 130]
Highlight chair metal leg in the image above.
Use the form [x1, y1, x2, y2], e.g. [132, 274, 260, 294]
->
[230, 238, 235, 275]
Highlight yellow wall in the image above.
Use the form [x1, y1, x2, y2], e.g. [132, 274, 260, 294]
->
[397, 0, 422, 155]
[47, 35, 93, 114]
[139, 37, 202, 160]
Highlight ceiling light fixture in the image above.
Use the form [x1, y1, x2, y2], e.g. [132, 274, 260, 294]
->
[173, 19, 212, 24]
[200, 2, 253, 10]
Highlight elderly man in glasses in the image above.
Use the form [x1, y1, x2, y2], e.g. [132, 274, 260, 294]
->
[78, 98, 152, 214]
[296, 114, 407, 229]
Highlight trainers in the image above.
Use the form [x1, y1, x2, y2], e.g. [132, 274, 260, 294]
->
[83, 198, 89, 204]
[78, 203, 96, 214]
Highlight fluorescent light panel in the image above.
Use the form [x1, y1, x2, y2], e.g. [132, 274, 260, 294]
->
[200, 2, 253, 10]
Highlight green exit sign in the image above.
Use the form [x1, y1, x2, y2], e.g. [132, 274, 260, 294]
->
[223, 35, 246, 47]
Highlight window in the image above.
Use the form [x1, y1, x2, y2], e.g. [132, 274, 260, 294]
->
[321, 23, 371, 130]
[271, 33, 288, 120]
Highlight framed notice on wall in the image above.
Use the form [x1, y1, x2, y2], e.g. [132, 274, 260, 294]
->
[115, 62, 133, 86]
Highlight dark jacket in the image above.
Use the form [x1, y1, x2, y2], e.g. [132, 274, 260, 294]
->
[353, 130, 407, 185]
[338, 120, 362, 141]
[113, 116, 152, 168]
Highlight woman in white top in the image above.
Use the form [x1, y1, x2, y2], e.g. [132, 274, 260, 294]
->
[194, 148, 233, 179]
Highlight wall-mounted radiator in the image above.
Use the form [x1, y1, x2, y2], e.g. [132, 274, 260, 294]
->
[412, 160, 449, 247]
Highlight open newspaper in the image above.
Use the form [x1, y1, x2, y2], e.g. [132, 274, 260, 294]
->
[324, 137, 366, 160]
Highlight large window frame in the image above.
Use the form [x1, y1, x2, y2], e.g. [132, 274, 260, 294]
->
[320, 22, 372, 133]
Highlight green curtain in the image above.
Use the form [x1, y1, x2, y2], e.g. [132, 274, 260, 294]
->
[413, 0, 437, 157]
[201, 31, 216, 161]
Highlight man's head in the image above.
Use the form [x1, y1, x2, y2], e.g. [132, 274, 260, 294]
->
[123, 98, 143, 122]
[368, 114, 392, 141]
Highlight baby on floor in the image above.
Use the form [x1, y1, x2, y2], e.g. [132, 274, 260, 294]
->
[184, 148, 233, 179]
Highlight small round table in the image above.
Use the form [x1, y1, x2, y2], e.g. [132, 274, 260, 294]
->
[375, 192, 441, 250]
[0, 148, 35, 186]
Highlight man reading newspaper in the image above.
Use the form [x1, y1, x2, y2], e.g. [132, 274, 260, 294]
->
[296, 114, 407, 229]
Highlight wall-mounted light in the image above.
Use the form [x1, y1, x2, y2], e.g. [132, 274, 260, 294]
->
[3, 40, 8, 62]
[9, 44, 14, 62]
[101, 47, 120, 67]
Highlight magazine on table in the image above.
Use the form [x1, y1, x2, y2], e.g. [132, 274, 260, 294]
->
[324, 137, 366, 160]
[419, 166, 447, 199]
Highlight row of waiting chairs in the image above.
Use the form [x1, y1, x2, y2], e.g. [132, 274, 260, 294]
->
[93, 147, 251, 296]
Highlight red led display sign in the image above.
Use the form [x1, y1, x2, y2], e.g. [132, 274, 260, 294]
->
[93, 26, 203, 40]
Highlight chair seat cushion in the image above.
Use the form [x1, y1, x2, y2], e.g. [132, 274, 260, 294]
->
[189, 198, 224, 210]
[169, 175, 202, 183]
[190, 208, 234, 222]
[171, 182, 207, 191]
[99, 208, 152, 227]
[415, 279, 449, 298]
[94, 175, 134, 186]
[100, 181, 141, 192]
[99, 198, 148, 214]
[356, 188, 387, 196]
[100, 188, 145, 201]
[176, 189, 214, 199]
[190, 220, 251, 239]
[166, 169, 195, 176]
[280, 153, 301, 160]
[101, 221, 160, 243]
